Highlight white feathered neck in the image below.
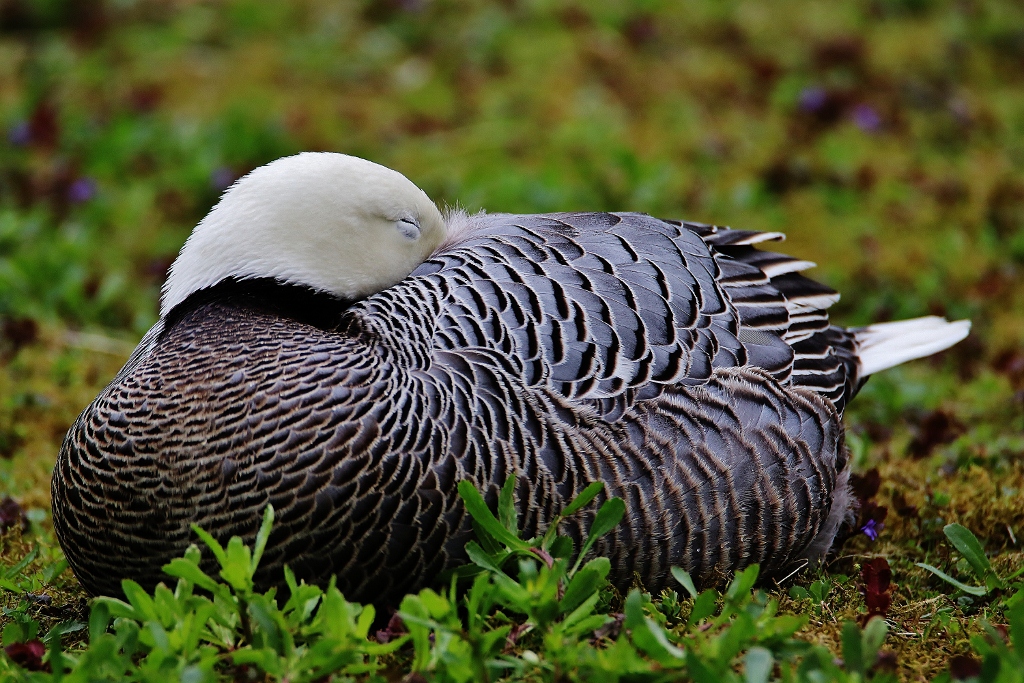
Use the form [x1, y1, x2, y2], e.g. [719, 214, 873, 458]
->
[161, 152, 446, 317]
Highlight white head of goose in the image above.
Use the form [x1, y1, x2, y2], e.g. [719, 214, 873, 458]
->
[161, 152, 447, 317]
[52, 152, 971, 605]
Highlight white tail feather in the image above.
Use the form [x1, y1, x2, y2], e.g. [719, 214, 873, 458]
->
[855, 316, 971, 376]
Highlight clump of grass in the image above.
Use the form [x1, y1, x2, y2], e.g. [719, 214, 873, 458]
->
[1, 479, 1021, 681]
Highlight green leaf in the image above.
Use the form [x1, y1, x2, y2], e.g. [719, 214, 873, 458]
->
[93, 596, 138, 621]
[562, 591, 603, 631]
[45, 628, 66, 677]
[862, 616, 888, 666]
[162, 558, 220, 592]
[744, 647, 773, 683]
[398, 595, 433, 671]
[498, 476, 518, 536]
[549, 535, 574, 559]
[624, 589, 685, 666]
[841, 620, 864, 675]
[220, 536, 254, 592]
[562, 482, 605, 517]
[3, 621, 25, 645]
[88, 601, 110, 642]
[671, 566, 699, 599]
[725, 565, 760, 602]
[356, 603, 375, 639]
[561, 557, 610, 614]
[689, 590, 718, 625]
[191, 524, 227, 567]
[121, 579, 157, 621]
[471, 518, 503, 556]
[492, 570, 532, 606]
[418, 588, 451, 619]
[917, 562, 989, 596]
[457, 480, 528, 550]
[147, 620, 171, 651]
[248, 595, 285, 654]
[464, 541, 504, 574]
[588, 496, 625, 540]
[687, 654, 721, 683]
[944, 524, 998, 585]
[251, 505, 274, 574]
[1008, 597, 1024, 654]
[41, 560, 69, 584]
[479, 624, 512, 656]
[572, 497, 625, 574]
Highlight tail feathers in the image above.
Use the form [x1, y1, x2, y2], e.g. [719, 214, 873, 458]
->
[855, 316, 971, 377]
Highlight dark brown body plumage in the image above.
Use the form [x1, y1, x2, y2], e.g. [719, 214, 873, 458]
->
[53, 212, 860, 604]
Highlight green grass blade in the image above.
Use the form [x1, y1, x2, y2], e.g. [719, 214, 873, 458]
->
[916, 562, 988, 596]
[3, 546, 39, 580]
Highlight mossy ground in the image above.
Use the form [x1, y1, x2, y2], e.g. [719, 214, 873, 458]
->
[1, 1, 1022, 680]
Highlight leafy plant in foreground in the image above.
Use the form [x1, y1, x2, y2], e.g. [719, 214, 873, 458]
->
[3, 480, 1021, 681]
[403, 479, 901, 682]
[1, 506, 404, 682]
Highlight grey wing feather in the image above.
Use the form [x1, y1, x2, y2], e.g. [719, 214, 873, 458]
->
[417, 212, 862, 416]
[416, 213, 746, 418]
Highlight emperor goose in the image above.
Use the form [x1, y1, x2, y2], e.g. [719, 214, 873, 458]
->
[52, 152, 970, 604]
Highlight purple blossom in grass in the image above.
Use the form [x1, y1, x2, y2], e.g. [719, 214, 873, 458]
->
[798, 86, 828, 112]
[851, 103, 882, 132]
[861, 518, 883, 541]
[7, 121, 31, 146]
[68, 177, 97, 203]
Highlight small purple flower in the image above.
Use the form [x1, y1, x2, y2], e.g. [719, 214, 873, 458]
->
[210, 166, 237, 191]
[67, 177, 97, 203]
[861, 518, 883, 541]
[851, 103, 882, 132]
[7, 121, 31, 146]
[798, 86, 828, 112]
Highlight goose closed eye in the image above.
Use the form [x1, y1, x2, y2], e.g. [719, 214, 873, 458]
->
[396, 217, 421, 240]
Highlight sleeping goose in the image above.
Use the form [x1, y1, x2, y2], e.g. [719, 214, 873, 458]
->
[52, 152, 970, 604]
